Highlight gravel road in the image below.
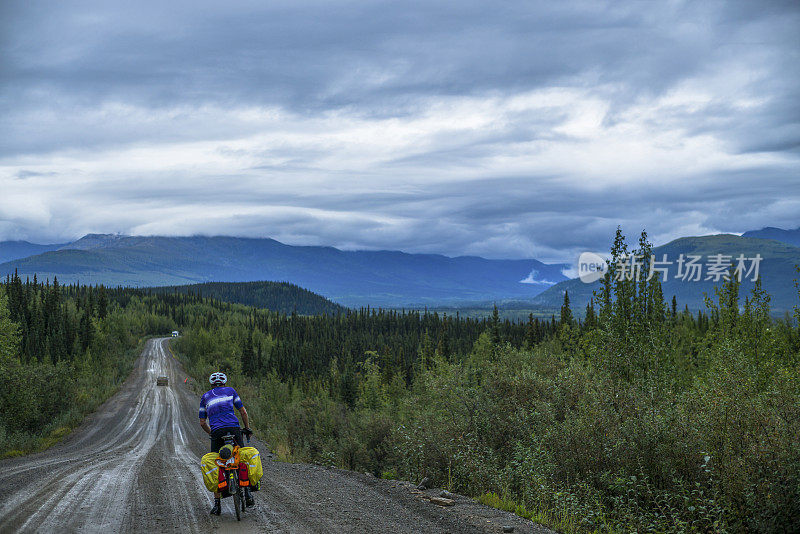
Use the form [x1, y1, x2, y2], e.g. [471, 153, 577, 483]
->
[0, 338, 552, 534]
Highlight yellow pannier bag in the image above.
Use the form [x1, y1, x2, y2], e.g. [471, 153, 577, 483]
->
[201, 452, 220, 492]
[238, 447, 263, 488]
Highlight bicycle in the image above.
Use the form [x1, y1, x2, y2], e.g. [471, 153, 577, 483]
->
[215, 430, 253, 521]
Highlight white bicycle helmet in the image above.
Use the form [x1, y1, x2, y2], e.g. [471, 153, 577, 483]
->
[209, 372, 227, 386]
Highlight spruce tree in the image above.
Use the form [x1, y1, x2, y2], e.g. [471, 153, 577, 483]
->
[584, 299, 597, 330]
[97, 285, 108, 319]
[242, 332, 256, 376]
[0, 288, 20, 361]
[560, 291, 574, 326]
[525, 313, 537, 347]
[490, 304, 501, 345]
[436, 315, 451, 360]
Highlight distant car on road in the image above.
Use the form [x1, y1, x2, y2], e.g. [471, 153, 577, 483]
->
[171, 330, 179, 337]
[157, 376, 169, 386]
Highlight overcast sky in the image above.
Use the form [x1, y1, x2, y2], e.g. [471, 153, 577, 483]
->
[1, 0, 798, 261]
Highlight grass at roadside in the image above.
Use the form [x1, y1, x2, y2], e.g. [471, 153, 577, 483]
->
[0, 338, 146, 459]
[477, 492, 609, 534]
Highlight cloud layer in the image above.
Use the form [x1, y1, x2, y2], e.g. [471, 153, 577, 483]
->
[1, 0, 798, 261]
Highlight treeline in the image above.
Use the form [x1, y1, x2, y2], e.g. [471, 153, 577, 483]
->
[169, 229, 800, 533]
[249, 307, 552, 382]
[172, 301, 557, 395]
[143, 281, 346, 316]
[119, 286, 556, 383]
[3, 273, 109, 364]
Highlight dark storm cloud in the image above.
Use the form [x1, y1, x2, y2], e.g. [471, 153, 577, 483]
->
[1, 0, 798, 260]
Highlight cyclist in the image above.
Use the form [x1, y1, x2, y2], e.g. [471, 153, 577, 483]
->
[199, 371, 254, 515]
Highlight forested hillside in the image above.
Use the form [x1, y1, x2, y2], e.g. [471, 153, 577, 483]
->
[144, 281, 346, 315]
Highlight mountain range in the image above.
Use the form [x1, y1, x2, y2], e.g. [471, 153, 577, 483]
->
[0, 241, 66, 264]
[1, 226, 798, 312]
[0, 234, 568, 308]
[742, 226, 800, 247]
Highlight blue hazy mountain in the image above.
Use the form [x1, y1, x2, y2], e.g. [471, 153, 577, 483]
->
[0, 234, 568, 307]
[0, 240, 67, 264]
[742, 226, 800, 247]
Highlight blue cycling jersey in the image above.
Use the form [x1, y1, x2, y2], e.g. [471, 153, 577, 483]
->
[199, 386, 243, 431]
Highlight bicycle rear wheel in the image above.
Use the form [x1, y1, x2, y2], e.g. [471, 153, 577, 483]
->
[231, 473, 241, 521]
[233, 492, 241, 521]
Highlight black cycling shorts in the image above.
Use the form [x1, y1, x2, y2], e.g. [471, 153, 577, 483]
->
[210, 426, 243, 452]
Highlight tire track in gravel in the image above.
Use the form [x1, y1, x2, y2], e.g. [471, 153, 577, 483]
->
[0, 338, 552, 534]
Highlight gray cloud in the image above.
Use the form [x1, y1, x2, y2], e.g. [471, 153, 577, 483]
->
[1, 0, 798, 261]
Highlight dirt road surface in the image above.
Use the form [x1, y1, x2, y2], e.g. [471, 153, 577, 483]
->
[0, 338, 552, 533]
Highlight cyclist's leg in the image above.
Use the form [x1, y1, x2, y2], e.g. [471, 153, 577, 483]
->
[232, 427, 244, 447]
[210, 428, 225, 453]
